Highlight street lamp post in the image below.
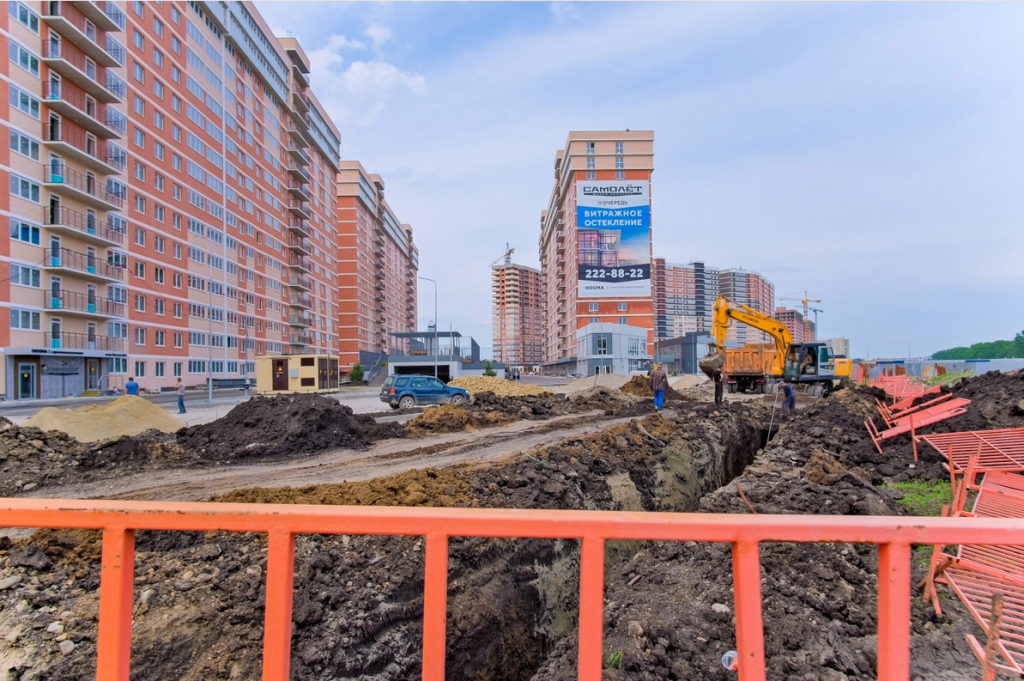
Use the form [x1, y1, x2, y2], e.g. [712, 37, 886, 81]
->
[418, 276, 437, 379]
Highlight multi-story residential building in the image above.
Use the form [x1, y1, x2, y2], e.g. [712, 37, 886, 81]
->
[491, 262, 544, 368]
[1, 1, 342, 399]
[824, 337, 850, 357]
[775, 307, 816, 344]
[336, 160, 417, 374]
[717, 267, 775, 346]
[538, 131, 654, 374]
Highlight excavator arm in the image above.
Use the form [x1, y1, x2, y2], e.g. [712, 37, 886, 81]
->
[699, 296, 793, 378]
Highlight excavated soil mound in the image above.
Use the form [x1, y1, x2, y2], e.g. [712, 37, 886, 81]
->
[23, 396, 184, 443]
[941, 369, 1024, 432]
[176, 394, 403, 461]
[0, 406, 763, 681]
[405, 403, 514, 435]
[619, 374, 686, 401]
[447, 376, 551, 397]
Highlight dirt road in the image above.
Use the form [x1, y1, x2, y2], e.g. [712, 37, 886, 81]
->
[25, 410, 643, 501]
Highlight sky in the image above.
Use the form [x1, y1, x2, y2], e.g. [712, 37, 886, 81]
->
[255, 1, 1024, 360]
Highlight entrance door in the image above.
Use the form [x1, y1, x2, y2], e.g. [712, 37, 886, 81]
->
[317, 358, 328, 389]
[18, 363, 36, 400]
[86, 359, 99, 390]
[272, 359, 288, 391]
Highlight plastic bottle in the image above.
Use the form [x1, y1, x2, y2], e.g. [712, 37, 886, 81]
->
[721, 650, 738, 670]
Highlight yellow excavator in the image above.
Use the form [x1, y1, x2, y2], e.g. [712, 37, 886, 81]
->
[698, 296, 852, 396]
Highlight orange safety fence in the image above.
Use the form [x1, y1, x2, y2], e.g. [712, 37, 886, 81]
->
[3, 499, 1024, 681]
[919, 429, 1024, 484]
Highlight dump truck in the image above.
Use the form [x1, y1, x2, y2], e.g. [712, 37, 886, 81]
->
[699, 296, 852, 396]
[722, 343, 778, 394]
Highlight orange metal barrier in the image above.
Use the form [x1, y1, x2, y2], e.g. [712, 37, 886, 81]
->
[3, 499, 1024, 681]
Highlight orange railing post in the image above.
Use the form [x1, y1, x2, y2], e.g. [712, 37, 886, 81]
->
[262, 530, 296, 681]
[96, 526, 135, 681]
[422, 533, 449, 681]
[877, 542, 912, 681]
[577, 535, 606, 681]
[733, 541, 766, 681]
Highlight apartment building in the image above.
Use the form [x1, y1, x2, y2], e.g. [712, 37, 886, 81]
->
[538, 131, 654, 374]
[336, 160, 417, 374]
[652, 259, 775, 346]
[775, 307, 817, 344]
[1, 1, 342, 399]
[491, 262, 544, 368]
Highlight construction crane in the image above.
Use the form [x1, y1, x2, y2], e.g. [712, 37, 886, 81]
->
[808, 307, 824, 331]
[780, 291, 821, 341]
[489, 243, 515, 268]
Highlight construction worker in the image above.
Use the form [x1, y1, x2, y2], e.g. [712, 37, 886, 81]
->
[125, 376, 139, 396]
[713, 367, 724, 406]
[649, 363, 668, 411]
[780, 380, 796, 413]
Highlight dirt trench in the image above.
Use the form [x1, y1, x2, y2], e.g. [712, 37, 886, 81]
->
[0, 404, 764, 681]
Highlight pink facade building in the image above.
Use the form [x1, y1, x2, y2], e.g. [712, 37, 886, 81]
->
[491, 262, 544, 367]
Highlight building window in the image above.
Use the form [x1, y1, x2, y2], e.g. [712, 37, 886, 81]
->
[132, 1, 143, 17]
[173, 303, 182, 319]
[10, 219, 40, 245]
[155, 361, 165, 377]
[134, 161, 146, 181]
[618, 302, 627, 311]
[10, 308, 41, 330]
[586, 142, 595, 155]
[155, 205, 165, 222]
[586, 157, 595, 169]
[588, 303, 598, 312]
[133, 61, 145, 83]
[155, 330, 165, 346]
[9, 41, 39, 75]
[134, 361, 146, 377]
[9, 2, 39, 32]
[134, 261, 145, 278]
[135, 228, 146, 247]
[155, 173, 165, 191]
[618, 317, 627, 325]
[615, 171, 625, 180]
[615, 156, 624, 169]
[589, 317, 598, 324]
[10, 129, 39, 160]
[10, 84, 40, 117]
[154, 236, 165, 254]
[135, 294, 145, 312]
[596, 336, 609, 355]
[135, 195, 146, 213]
[133, 128, 145, 148]
[10, 174, 40, 202]
[173, 362, 182, 377]
[133, 95, 145, 115]
[153, 19, 163, 38]
[586, 171, 596, 180]
[154, 80, 164, 99]
[154, 267, 164, 283]
[615, 142, 624, 154]
[134, 328, 146, 345]
[171, 65, 181, 82]
[155, 299, 165, 315]
[628, 338, 644, 356]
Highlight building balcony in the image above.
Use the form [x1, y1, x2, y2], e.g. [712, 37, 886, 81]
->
[75, 1, 125, 32]
[287, 127, 309, 148]
[45, 163, 124, 210]
[287, 200, 311, 219]
[287, 219, 311, 238]
[291, 91, 309, 114]
[287, 164, 311, 183]
[45, 331, 124, 351]
[41, 2, 121, 67]
[288, 315, 312, 328]
[289, 332, 314, 346]
[44, 247, 123, 282]
[45, 290, 124, 318]
[45, 206, 124, 247]
[42, 82, 122, 139]
[288, 146, 311, 166]
[43, 124, 121, 175]
[288, 254, 311, 272]
[287, 182, 310, 200]
[288, 274, 313, 291]
[289, 107, 309, 132]
[292, 64, 309, 88]
[42, 41, 120, 103]
[288, 292, 313, 309]
[287, 236, 311, 254]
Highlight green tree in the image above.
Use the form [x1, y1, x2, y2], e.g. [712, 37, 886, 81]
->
[349, 362, 364, 382]
[933, 335, 1024, 360]
[483, 360, 496, 377]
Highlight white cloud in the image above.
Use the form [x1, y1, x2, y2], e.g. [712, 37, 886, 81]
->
[308, 33, 426, 127]
[550, 2, 582, 23]
[364, 23, 393, 54]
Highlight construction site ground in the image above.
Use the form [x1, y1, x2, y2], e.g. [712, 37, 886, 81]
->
[0, 371, 1021, 680]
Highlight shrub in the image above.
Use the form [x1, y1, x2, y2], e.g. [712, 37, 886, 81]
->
[349, 363, 364, 382]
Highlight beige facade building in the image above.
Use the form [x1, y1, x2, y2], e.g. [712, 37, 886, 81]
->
[1, 1, 344, 399]
[491, 262, 544, 367]
[775, 307, 817, 344]
[539, 131, 655, 373]
[336, 160, 417, 374]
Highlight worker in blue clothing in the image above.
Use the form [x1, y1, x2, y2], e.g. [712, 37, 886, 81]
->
[125, 377, 140, 396]
[779, 380, 796, 414]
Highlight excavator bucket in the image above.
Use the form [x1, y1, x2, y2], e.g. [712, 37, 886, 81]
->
[699, 351, 724, 378]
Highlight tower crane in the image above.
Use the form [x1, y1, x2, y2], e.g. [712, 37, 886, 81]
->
[780, 291, 821, 341]
[489, 243, 515, 267]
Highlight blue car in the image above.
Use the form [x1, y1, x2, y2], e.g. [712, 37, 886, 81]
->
[380, 374, 469, 409]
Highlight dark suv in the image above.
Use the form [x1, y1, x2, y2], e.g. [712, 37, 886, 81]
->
[380, 374, 469, 409]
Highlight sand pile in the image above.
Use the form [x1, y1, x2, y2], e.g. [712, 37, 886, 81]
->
[671, 374, 708, 390]
[448, 376, 551, 397]
[24, 395, 184, 442]
[558, 373, 631, 393]
[619, 374, 686, 401]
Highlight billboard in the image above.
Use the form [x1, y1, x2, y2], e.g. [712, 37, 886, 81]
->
[575, 180, 651, 298]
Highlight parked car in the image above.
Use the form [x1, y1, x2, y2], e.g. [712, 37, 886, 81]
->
[380, 374, 469, 409]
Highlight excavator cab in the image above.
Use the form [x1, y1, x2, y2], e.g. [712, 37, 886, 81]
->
[784, 343, 835, 380]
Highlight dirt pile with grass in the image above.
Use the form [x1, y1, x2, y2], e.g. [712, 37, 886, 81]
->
[24, 396, 184, 442]
[0, 405, 763, 681]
